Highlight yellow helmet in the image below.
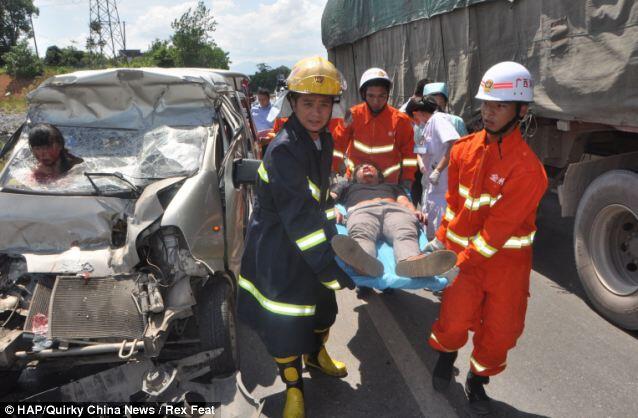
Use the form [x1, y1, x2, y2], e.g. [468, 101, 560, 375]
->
[286, 56, 344, 96]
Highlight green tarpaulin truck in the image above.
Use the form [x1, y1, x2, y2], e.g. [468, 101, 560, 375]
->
[322, 0, 638, 329]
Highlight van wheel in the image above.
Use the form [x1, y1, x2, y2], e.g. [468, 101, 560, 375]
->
[196, 276, 239, 376]
[574, 170, 638, 329]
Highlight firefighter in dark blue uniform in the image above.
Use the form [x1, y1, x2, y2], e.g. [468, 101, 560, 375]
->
[238, 57, 354, 418]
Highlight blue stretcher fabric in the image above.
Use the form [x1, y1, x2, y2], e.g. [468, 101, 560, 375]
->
[334, 205, 448, 290]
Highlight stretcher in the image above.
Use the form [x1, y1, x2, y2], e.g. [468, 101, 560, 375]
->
[334, 221, 449, 291]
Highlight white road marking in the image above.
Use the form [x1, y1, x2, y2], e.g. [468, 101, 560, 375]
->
[360, 291, 456, 417]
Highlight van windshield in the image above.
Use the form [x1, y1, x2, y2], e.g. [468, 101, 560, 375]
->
[0, 125, 208, 195]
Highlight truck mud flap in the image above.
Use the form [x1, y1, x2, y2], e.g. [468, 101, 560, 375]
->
[23, 351, 263, 417]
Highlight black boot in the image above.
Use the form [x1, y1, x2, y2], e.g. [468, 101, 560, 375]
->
[465, 371, 492, 415]
[432, 350, 458, 392]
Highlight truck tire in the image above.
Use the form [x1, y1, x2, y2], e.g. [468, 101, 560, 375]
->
[574, 169, 638, 329]
[196, 276, 239, 376]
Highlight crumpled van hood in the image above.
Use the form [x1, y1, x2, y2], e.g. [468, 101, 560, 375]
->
[0, 193, 130, 253]
[0, 177, 183, 275]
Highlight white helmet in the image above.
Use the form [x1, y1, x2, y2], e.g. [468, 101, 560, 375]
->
[359, 67, 392, 97]
[475, 61, 533, 102]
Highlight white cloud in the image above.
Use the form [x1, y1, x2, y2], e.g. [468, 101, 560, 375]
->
[125, 1, 198, 51]
[213, 0, 329, 72]
[211, 0, 237, 14]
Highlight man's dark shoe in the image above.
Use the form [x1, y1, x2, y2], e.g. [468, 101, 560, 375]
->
[465, 371, 492, 415]
[332, 235, 384, 277]
[432, 350, 458, 392]
[396, 250, 457, 278]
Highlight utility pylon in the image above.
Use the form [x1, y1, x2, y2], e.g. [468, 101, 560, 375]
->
[88, 0, 125, 59]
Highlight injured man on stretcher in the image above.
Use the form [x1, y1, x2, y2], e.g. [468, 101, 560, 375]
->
[331, 162, 456, 278]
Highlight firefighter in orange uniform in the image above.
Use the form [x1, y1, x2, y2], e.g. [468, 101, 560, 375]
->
[426, 62, 548, 415]
[332, 67, 417, 185]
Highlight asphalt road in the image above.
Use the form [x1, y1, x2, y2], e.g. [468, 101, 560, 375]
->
[239, 193, 638, 417]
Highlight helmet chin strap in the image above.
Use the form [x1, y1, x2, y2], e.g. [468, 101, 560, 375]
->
[484, 103, 523, 159]
[484, 114, 520, 136]
[484, 103, 523, 136]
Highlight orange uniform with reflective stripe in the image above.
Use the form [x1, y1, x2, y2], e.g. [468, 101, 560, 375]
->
[332, 103, 417, 183]
[429, 127, 547, 376]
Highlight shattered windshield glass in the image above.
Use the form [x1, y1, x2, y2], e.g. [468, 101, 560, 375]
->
[0, 125, 208, 195]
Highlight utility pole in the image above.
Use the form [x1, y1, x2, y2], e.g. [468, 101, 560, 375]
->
[88, 0, 125, 60]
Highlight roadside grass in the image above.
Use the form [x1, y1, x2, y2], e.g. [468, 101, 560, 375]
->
[0, 64, 155, 115]
[0, 95, 27, 114]
[0, 66, 81, 114]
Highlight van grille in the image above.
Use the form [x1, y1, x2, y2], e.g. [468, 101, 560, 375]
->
[49, 276, 145, 340]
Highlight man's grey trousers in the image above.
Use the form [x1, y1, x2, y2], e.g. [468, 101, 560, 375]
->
[346, 201, 421, 262]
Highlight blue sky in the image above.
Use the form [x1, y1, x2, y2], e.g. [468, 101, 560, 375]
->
[31, 0, 329, 75]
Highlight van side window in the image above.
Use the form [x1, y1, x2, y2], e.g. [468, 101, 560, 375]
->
[214, 114, 233, 170]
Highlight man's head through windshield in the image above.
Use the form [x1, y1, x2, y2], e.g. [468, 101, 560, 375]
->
[28, 123, 83, 182]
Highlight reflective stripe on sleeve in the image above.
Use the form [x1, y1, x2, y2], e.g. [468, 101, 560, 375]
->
[446, 228, 536, 253]
[503, 231, 536, 248]
[239, 275, 315, 316]
[459, 184, 501, 211]
[383, 163, 401, 177]
[333, 150, 345, 159]
[257, 162, 269, 183]
[296, 229, 327, 251]
[353, 140, 394, 154]
[444, 207, 455, 221]
[402, 158, 418, 167]
[446, 228, 470, 247]
[322, 280, 341, 290]
[307, 178, 320, 202]
[325, 207, 336, 220]
[472, 233, 497, 258]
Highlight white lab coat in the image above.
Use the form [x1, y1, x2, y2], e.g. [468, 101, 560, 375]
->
[413, 112, 460, 239]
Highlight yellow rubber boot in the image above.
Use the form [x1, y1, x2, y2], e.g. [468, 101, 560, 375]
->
[275, 356, 305, 418]
[283, 387, 305, 418]
[304, 346, 348, 377]
[303, 328, 348, 377]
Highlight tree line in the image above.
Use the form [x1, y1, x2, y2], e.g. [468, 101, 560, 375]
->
[1, 1, 230, 77]
[1, 0, 293, 95]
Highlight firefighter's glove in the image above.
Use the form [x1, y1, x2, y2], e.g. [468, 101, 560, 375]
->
[424, 238, 445, 253]
[319, 262, 355, 290]
[429, 169, 441, 185]
[441, 265, 460, 286]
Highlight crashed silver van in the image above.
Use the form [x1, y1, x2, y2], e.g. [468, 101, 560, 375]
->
[0, 68, 260, 410]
